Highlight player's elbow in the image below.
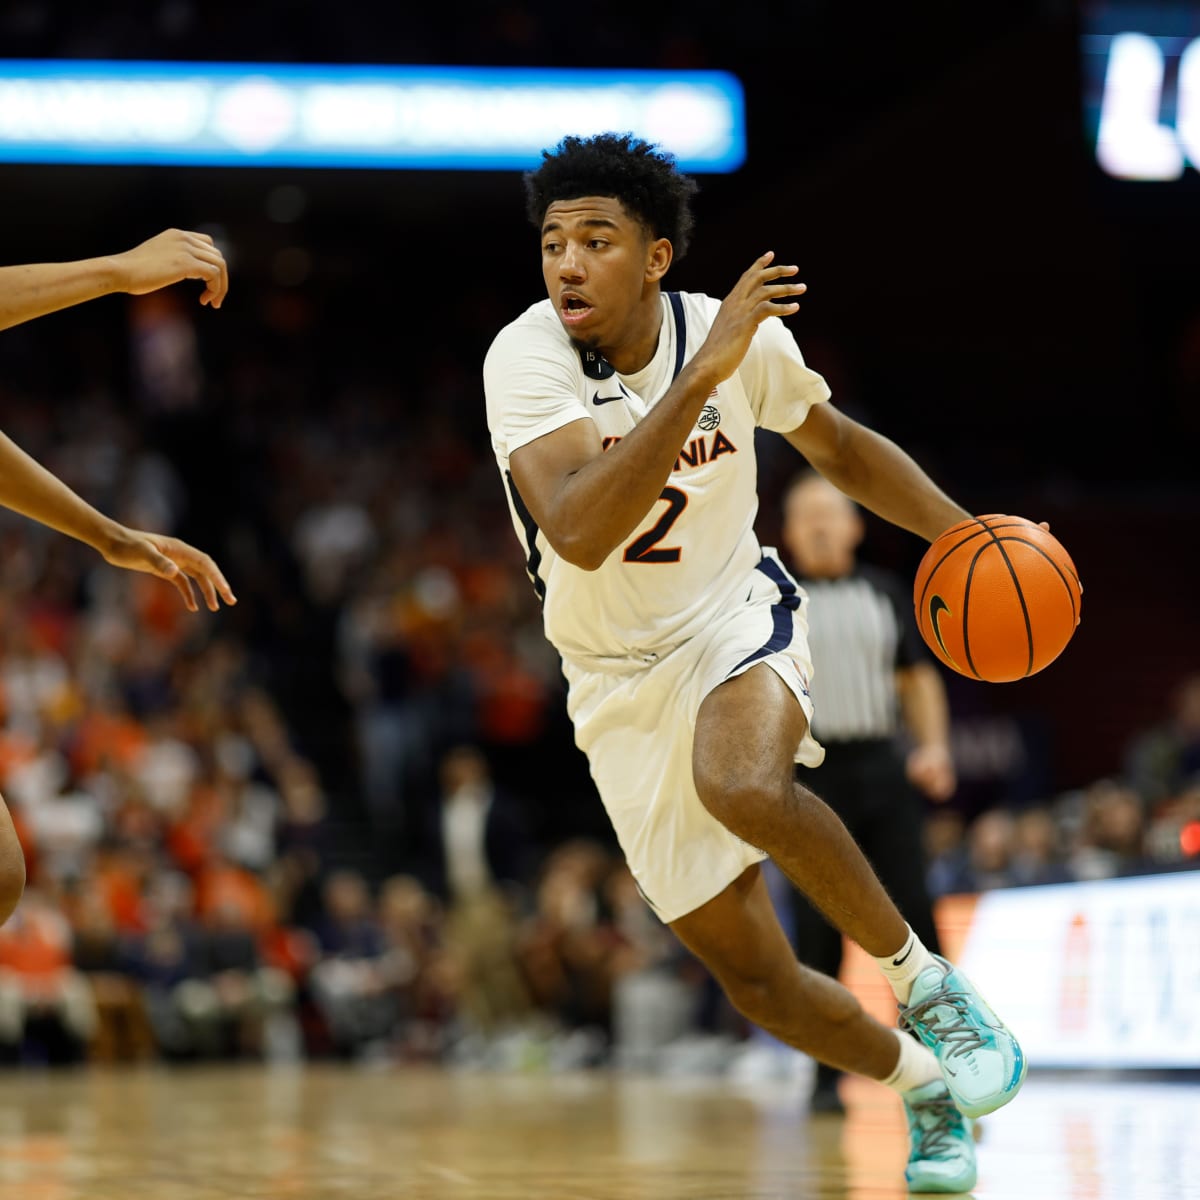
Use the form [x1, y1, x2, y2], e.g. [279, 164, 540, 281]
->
[556, 536, 609, 572]
[545, 525, 611, 571]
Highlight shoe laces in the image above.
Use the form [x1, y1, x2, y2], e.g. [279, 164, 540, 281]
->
[900, 983, 987, 1058]
[908, 1090, 966, 1161]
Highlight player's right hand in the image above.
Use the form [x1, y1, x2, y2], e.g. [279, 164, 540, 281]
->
[692, 251, 806, 386]
[113, 228, 230, 309]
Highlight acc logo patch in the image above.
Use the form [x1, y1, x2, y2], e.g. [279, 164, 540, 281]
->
[698, 405, 721, 431]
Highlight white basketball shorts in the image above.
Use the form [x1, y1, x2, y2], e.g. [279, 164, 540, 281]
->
[561, 548, 825, 924]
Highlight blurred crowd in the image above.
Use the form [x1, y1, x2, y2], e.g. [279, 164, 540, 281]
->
[922, 674, 1200, 898]
[0, 329, 690, 1067]
[0, 371, 1192, 1073]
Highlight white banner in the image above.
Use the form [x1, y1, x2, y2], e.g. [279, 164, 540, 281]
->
[957, 873, 1200, 1068]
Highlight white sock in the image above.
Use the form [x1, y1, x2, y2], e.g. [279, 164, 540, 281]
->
[875, 925, 941, 1005]
[882, 1027, 941, 1093]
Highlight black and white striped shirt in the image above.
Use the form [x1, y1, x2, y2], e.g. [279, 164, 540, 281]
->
[796, 564, 931, 742]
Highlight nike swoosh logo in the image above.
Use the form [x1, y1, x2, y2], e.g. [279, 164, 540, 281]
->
[892, 943, 914, 967]
[592, 391, 623, 406]
[929, 595, 958, 667]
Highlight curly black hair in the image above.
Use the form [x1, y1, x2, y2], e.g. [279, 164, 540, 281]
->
[524, 132, 700, 259]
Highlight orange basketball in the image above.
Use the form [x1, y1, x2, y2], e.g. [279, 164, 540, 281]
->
[913, 515, 1082, 683]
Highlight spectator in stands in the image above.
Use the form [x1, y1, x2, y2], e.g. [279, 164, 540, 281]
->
[199, 887, 296, 1060]
[923, 808, 969, 898]
[124, 871, 209, 1059]
[270, 756, 330, 932]
[1068, 779, 1153, 881]
[12, 758, 105, 888]
[377, 873, 456, 1059]
[70, 882, 155, 1062]
[335, 562, 428, 842]
[307, 869, 395, 1059]
[419, 744, 535, 1037]
[1009, 806, 1074, 887]
[132, 708, 200, 820]
[422, 743, 532, 906]
[932, 808, 1018, 895]
[1144, 781, 1200, 868]
[1124, 673, 1200, 807]
[515, 839, 624, 1040]
[0, 886, 97, 1063]
[178, 848, 295, 1059]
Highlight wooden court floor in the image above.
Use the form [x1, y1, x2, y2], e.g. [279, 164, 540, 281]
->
[0, 1063, 1194, 1199]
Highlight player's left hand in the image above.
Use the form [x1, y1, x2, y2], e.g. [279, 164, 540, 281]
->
[906, 743, 956, 803]
[100, 526, 237, 612]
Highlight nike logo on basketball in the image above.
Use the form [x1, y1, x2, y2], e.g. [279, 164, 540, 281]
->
[592, 391, 622, 406]
[929, 595, 958, 667]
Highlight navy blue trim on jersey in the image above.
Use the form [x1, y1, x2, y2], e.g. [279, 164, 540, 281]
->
[667, 291, 687, 380]
[505, 469, 546, 605]
[630, 874, 661, 918]
[730, 556, 802, 674]
[755, 555, 801, 609]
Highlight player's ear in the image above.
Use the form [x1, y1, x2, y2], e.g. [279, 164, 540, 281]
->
[645, 237, 672, 282]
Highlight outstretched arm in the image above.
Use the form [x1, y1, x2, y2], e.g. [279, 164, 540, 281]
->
[0, 228, 234, 609]
[783, 403, 970, 543]
[0, 228, 229, 332]
[0, 429, 235, 612]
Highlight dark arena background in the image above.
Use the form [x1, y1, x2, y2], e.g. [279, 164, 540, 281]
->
[0, 3, 1195, 1197]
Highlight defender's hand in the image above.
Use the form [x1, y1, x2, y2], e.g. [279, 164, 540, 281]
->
[100, 526, 237, 612]
[113, 229, 230, 309]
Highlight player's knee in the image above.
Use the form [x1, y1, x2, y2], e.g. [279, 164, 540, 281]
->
[694, 763, 781, 841]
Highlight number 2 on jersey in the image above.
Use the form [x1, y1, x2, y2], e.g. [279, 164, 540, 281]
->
[623, 486, 688, 564]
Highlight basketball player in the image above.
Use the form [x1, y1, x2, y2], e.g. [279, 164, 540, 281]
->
[484, 133, 1022, 1192]
[780, 469, 954, 1115]
[0, 227, 236, 927]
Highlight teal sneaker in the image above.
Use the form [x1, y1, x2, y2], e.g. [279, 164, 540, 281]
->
[899, 955, 1027, 1120]
[902, 1079, 977, 1193]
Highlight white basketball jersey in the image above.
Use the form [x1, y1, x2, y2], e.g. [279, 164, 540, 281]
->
[484, 290, 830, 668]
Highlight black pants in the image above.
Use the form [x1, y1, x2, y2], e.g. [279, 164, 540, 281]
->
[790, 738, 941, 1086]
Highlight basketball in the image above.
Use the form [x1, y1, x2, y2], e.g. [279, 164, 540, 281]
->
[913, 514, 1082, 683]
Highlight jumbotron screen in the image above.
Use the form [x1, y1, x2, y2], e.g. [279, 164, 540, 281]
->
[1084, 3, 1200, 180]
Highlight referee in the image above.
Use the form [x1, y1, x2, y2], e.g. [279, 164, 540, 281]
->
[780, 470, 955, 1114]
